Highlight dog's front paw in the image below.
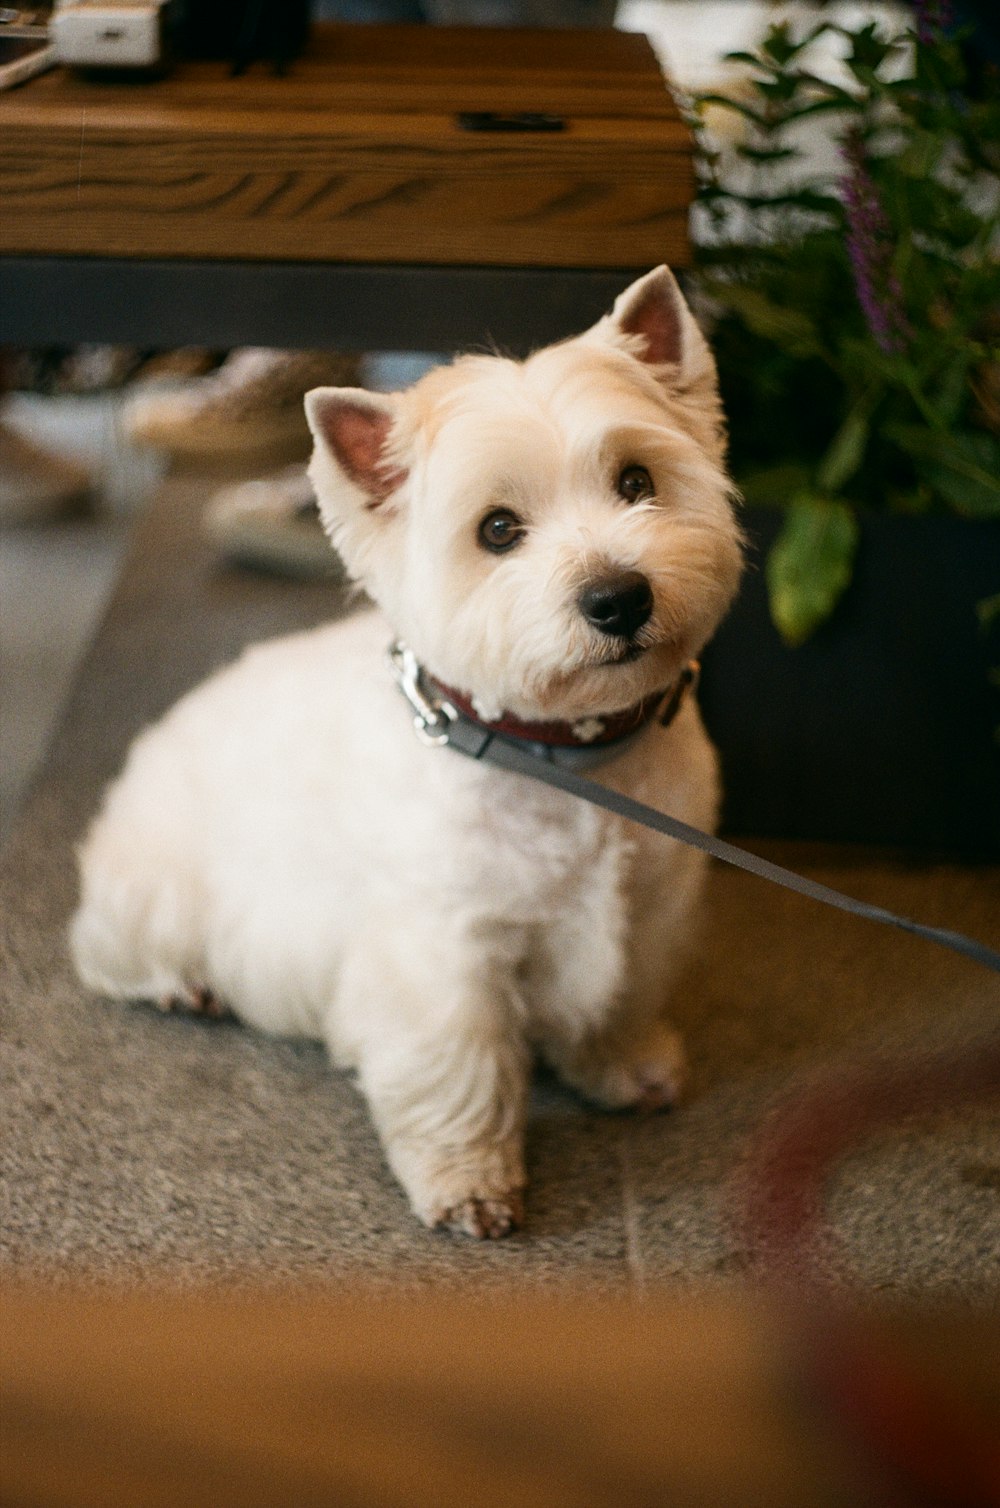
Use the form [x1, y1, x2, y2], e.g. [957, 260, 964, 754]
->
[157, 983, 232, 1020]
[432, 1191, 525, 1240]
[604, 1024, 689, 1112]
[559, 1022, 688, 1113]
[397, 1144, 527, 1240]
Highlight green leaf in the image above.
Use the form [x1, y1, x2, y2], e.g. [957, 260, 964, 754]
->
[760, 22, 800, 68]
[977, 594, 1000, 632]
[766, 494, 860, 644]
[703, 284, 824, 358]
[722, 50, 766, 67]
[883, 426, 1000, 518]
[842, 21, 895, 76]
[775, 96, 861, 122]
[718, 189, 842, 216]
[815, 406, 872, 494]
[931, 349, 975, 429]
[737, 146, 801, 165]
[896, 130, 944, 179]
[757, 74, 807, 103]
[737, 463, 811, 507]
[695, 94, 769, 128]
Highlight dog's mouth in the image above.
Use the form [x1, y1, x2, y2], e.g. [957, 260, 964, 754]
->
[597, 626, 671, 668]
[526, 637, 681, 721]
[609, 641, 649, 665]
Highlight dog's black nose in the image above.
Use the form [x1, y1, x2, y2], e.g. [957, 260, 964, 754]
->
[578, 571, 654, 639]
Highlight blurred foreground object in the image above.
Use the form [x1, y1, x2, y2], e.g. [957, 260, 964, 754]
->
[3, 1040, 998, 1503]
[2, 1283, 998, 1507]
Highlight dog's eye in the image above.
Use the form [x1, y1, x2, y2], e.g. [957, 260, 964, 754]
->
[617, 465, 655, 504]
[478, 509, 525, 554]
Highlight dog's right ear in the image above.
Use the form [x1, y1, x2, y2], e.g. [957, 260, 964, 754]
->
[604, 266, 714, 385]
[305, 388, 407, 508]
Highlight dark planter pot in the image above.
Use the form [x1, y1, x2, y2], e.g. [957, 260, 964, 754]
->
[699, 509, 1000, 858]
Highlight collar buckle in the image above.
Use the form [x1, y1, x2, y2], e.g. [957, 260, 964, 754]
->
[387, 640, 457, 748]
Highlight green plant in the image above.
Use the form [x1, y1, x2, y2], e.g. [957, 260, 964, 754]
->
[691, 4, 1000, 644]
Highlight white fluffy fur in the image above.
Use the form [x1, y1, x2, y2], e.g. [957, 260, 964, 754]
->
[71, 267, 743, 1239]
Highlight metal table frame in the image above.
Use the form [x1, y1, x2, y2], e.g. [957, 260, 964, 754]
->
[0, 257, 641, 355]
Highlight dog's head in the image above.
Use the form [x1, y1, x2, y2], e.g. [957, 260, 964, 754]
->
[306, 267, 743, 723]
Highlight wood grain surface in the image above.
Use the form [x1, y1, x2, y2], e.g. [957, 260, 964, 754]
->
[0, 1285, 902, 1508]
[5, 1284, 998, 1507]
[0, 25, 692, 268]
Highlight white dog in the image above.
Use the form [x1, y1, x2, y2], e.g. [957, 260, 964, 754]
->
[71, 267, 743, 1238]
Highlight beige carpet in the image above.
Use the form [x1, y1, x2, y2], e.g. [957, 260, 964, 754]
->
[2, 477, 998, 1295]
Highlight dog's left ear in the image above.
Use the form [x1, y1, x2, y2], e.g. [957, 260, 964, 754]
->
[599, 265, 714, 387]
[305, 387, 407, 507]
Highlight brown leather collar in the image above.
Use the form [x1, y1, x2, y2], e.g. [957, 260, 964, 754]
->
[428, 662, 699, 751]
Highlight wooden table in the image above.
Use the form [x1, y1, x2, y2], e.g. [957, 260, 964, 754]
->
[0, 25, 693, 351]
[4, 1283, 998, 1507]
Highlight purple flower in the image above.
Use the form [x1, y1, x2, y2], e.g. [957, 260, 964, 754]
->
[839, 135, 914, 356]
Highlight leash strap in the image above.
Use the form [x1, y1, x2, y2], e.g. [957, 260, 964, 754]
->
[387, 642, 1000, 975]
[471, 730, 1000, 977]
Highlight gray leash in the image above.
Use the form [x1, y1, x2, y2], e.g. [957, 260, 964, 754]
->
[389, 643, 1000, 978]
[480, 732, 1000, 977]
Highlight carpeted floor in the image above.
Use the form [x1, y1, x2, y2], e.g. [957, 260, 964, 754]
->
[2, 477, 998, 1295]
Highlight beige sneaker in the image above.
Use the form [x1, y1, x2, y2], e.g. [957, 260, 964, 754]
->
[203, 465, 342, 579]
[123, 348, 360, 465]
[0, 419, 93, 526]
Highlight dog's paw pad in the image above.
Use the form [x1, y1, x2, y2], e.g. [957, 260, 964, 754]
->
[632, 1066, 682, 1113]
[157, 984, 231, 1020]
[593, 1029, 688, 1112]
[435, 1192, 524, 1240]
